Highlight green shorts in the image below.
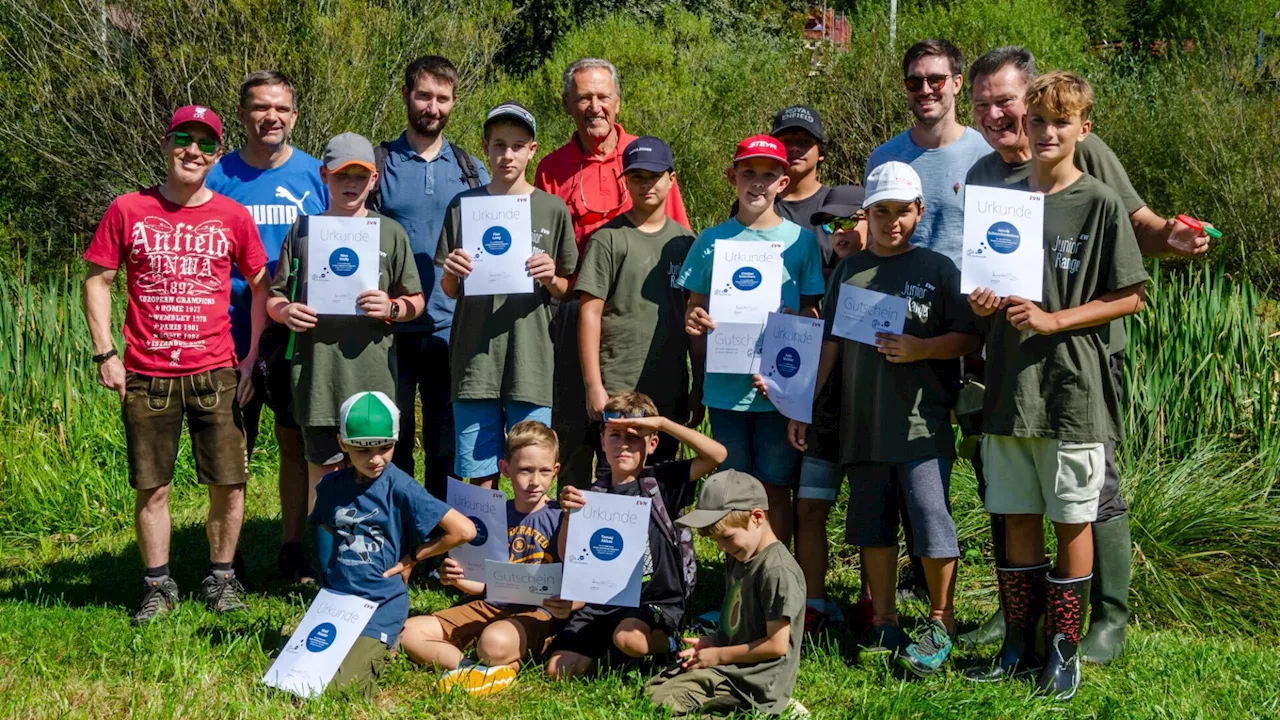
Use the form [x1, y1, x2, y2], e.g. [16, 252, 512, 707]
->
[328, 635, 390, 699]
[644, 667, 746, 717]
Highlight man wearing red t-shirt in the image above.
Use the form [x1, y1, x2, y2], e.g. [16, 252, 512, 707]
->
[83, 106, 271, 626]
[535, 58, 691, 489]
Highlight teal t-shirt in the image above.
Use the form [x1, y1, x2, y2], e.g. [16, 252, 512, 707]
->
[678, 218, 825, 412]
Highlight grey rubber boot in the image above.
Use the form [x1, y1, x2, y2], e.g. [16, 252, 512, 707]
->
[1080, 512, 1131, 664]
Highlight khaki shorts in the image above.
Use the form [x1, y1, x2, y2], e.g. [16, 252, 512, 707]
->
[981, 435, 1105, 524]
[434, 600, 559, 658]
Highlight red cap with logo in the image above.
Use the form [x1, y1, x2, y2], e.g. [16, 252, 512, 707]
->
[166, 105, 223, 142]
[733, 134, 788, 166]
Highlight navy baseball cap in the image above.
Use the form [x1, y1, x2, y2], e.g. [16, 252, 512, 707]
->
[622, 136, 675, 174]
[771, 105, 825, 143]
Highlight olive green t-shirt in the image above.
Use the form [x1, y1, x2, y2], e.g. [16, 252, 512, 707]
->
[965, 134, 1146, 354]
[434, 188, 577, 406]
[712, 540, 805, 715]
[574, 216, 694, 416]
[982, 173, 1148, 442]
[270, 212, 422, 427]
[822, 247, 975, 465]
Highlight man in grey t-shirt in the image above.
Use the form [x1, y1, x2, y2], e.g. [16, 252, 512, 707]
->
[865, 38, 990, 265]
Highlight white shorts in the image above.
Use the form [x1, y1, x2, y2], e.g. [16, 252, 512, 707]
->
[982, 435, 1105, 524]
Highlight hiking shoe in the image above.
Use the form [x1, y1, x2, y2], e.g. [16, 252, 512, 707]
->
[858, 624, 907, 664]
[132, 576, 179, 626]
[202, 571, 248, 614]
[898, 619, 954, 677]
[437, 665, 517, 696]
[803, 605, 829, 635]
[277, 544, 317, 585]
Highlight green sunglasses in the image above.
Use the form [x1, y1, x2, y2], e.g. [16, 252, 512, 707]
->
[170, 131, 220, 155]
[822, 215, 863, 234]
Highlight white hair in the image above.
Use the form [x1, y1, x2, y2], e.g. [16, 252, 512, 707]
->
[561, 58, 621, 98]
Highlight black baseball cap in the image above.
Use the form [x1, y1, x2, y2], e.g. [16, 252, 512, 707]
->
[771, 105, 825, 143]
[622, 136, 675, 174]
[484, 100, 537, 138]
[810, 185, 868, 226]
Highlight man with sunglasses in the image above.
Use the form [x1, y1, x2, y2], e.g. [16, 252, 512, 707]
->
[83, 106, 270, 625]
[206, 70, 328, 585]
[534, 58, 691, 490]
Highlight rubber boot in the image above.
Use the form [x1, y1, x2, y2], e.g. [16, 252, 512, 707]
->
[959, 513, 1008, 647]
[1080, 513, 1131, 664]
[965, 561, 1049, 682]
[1037, 573, 1091, 701]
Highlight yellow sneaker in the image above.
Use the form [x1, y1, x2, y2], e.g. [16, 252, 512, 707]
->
[437, 665, 517, 696]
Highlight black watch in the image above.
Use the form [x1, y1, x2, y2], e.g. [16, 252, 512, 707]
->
[389, 298, 401, 321]
[92, 348, 118, 364]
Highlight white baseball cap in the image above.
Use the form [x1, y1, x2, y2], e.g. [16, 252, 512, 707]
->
[862, 161, 924, 208]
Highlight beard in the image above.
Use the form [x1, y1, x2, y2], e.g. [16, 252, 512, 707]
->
[910, 97, 952, 126]
[408, 106, 449, 138]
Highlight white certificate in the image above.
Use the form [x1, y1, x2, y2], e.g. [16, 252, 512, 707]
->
[560, 491, 652, 608]
[485, 561, 563, 606]
[708, 240, 785, 323]
[262, 589, 377, 698]
[705, 321, 764, 375]
[306, 216, 381, 315]
[961, 185, 1045, 301]
[446, 477, 508, 582]
[759, 313, 825, 424]
[461, 194, 534, 296]
[832, 284, 908, 347]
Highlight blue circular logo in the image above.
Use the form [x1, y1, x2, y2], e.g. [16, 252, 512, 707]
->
[328, 248, 359, 277]
[732, 267, 762, 291]
[306, 623, 337, 652]
[588, 528, 624, 561]
[467, 516, 487, 546]
[986, 222, 1021, 254]
[776, 347, 802, 378]
[482, 226, 512, 255]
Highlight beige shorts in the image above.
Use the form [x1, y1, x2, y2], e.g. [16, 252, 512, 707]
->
[982, 435, 1105, 524]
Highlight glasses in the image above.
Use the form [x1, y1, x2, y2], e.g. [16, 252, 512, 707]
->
[904, 74, 953, 93]
[603, 408, 649, 421]
[569, 167, 630, 219]
[170, 131, 220, 155]
[822, 215, 864, 234]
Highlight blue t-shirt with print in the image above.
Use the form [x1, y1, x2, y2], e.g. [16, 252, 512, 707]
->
[490, 500, 563, 612]
[678, 218, 825, 411]
[206, 149, 328, 359]
[310, 463, 449, 647]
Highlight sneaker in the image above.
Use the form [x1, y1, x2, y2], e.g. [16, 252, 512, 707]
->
[803, 605, 829, 635]
[858, 624, 907, 664]
[202, 571, 248, 614]
[277, 545, 317, 585]
[898, 619, 954, 677]
[131, 576, 179, 626]
[784, 698, 811, 718]
[437, 665, 517, 696]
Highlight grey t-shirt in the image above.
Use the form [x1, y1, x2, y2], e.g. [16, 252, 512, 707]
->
[865, 127, 990, 265]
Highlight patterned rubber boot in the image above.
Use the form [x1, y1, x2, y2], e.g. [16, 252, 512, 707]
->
[965, 561, 1049, 682]
[1037, 572, 1092, 701]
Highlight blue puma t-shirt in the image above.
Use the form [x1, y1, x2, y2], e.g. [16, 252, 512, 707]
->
[206, 148, 328, 359]
[310, 463, 449, 647]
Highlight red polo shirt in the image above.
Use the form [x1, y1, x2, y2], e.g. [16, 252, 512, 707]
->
[534, 123, 690, 254]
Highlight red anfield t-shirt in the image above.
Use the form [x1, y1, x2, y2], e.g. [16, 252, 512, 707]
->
[84, 188, 267, 377]
[534, 123, 690, 255]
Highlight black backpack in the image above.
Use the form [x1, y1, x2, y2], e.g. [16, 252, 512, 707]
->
[367, 140, 482, 212]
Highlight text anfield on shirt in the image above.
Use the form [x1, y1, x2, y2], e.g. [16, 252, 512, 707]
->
[84, 188, 267, 377]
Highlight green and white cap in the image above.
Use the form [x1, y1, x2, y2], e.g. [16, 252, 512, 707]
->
[339, 391, 400, 447]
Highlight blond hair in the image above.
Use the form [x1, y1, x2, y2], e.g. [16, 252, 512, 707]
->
[699, 509, 755, 537]
[505, 420, 559, 461]
[1025, 70, 1095, 122]
[602, 391, 659, 418]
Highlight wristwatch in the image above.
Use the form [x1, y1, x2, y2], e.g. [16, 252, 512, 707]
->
[389, 298, 401, 321]
[92, 348, 117, 364]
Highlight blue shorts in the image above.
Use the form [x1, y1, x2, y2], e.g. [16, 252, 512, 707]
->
[454, 399, 552, 479]
[797, 456, 842, 502]
[707, 408, 799, 487]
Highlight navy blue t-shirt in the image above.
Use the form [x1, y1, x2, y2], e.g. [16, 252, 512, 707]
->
[310, 464, 449, 647]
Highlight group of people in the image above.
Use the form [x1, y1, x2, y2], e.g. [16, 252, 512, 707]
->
[83, 38, 1212, 716]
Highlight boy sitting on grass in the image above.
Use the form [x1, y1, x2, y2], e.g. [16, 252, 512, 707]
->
[400, 420, 570, 696]
[965, 71, 1147, 701]
[309, 391, 476, 697]
[546, 392, 727, 678]
[645, 470, 808, 718]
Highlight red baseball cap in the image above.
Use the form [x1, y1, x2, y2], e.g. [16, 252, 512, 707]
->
[166, 105, 223, 142]
[733, 134, 787, 166]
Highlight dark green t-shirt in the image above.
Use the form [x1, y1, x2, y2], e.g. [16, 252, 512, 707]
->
[271, 212, 422, 427]
[574, 216, 694, 416]
[965, 134, 1146, 354]
[982, 173, 1148, 442]
[434, 188, 577, 406]
[822, 247, 974, 465]
[713, 540, 805, 715]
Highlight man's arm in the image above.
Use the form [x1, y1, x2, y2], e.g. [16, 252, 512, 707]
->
[84, 263, 125, 401]
[579, 294, 608, 419]
[1132, 206, 1211, 258]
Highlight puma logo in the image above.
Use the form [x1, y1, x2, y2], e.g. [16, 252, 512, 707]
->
[275, 187, 311, 213]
